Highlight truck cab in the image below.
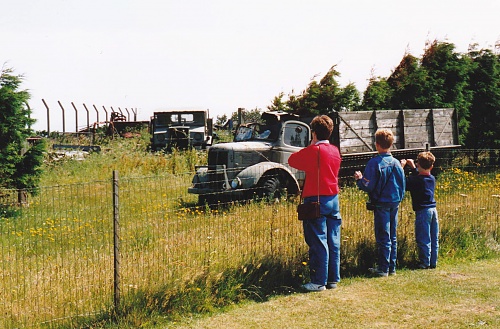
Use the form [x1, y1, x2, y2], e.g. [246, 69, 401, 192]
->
[188, 111, 310, 205]
[150, 110, 213, 152]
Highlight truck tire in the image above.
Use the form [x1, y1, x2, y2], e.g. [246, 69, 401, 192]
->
[199, 194, 215, 207]
[258, 175, 284, 201]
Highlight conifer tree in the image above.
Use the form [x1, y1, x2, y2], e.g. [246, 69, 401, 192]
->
[0, 67, 45, 191]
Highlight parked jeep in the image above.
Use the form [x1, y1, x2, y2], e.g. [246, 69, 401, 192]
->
[188, 111, 310, 205]
[150, 110, 213, 152]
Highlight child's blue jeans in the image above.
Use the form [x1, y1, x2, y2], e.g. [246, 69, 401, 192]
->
[415, 207, 439, 268]
[373, 206, 399, 273]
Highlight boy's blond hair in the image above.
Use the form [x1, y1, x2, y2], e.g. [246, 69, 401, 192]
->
[417, 151, 435, 170]
[375, 129, 394, 150]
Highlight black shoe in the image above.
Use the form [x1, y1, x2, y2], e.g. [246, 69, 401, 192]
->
[326, 282, 338, 289]
[368, 268, 388, 277]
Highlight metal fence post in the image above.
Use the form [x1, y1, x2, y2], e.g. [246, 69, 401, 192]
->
[93, 104, 100, 126]
[83, 103, 90, 132]
[42, 99, 50, 135]
[71, 102, 79, 133]
[58, 100, 66, 134]
[112, 170, 121, 314]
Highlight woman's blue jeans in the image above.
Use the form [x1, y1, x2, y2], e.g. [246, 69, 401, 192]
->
[415, 207, 439, 268]
[373, 206, 399, 273]
[303, 195, 342, 285]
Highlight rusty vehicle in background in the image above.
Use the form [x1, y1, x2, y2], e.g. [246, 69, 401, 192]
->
[149, 109, 213, 152]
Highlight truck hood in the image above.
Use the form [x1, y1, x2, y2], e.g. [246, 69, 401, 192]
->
[210, 141, 272, 152]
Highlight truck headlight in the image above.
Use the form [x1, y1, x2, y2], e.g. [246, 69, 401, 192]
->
[231, 177, 241, 189]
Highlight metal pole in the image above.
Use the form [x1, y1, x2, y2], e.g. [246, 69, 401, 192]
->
[112, 170, 121, 314]
[124, 107, 130, 121]
[238, 107, 244, 124]
[83, 103, 90, 131]
[42, 99, 50, 135]
[131, 108, 137, 121]
[102, 106, 108, 122]
[93, 104, 100, 126]
[58, 100, 66, 134]
[71, 102, 79, 133]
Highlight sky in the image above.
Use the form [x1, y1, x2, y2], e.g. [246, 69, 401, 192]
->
[1, 0, 499, 132]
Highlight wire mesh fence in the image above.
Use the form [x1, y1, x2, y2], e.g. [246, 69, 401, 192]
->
[0, 182, 114, 328]
[0, 149, 499, 328]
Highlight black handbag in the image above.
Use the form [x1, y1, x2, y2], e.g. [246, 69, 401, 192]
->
[297, 202, 321, 220]
[297, 145, 321, 220]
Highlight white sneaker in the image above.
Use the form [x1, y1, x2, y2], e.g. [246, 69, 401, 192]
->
[301, 282, 326, 292]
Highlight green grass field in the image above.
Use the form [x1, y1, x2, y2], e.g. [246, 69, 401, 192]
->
[1, 134, 499, 328]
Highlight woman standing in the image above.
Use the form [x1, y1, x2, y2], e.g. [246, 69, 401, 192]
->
[289, 115, 342, 291]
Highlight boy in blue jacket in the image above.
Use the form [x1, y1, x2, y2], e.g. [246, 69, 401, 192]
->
[354, 129, 405, 276]
[401, 152, 439, 269]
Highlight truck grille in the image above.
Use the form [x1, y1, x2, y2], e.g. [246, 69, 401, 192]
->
[207, 149, 229, 190]
[208, 149, 229, 167]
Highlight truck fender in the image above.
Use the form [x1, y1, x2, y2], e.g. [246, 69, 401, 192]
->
[235, 161, 299, 192]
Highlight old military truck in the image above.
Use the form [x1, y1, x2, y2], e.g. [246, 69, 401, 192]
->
[150, 109, 213, 152]
[188, 111, 309, 205]
[188, 108, 460, 205]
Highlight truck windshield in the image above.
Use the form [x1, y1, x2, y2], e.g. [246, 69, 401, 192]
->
[155, 112, 205, 126]
[234, 124, 274, 142]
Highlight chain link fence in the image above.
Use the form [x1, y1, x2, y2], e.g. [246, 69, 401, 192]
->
[1, 149, 499, 328]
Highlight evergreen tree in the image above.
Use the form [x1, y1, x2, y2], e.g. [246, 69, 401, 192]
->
[0, 67, 46, 191]
[285, 65, 361, 116]
[361, 74, 393, 111]
[267, 38, 500, 150]
[386, 53, 424, 109]
[365, 41, 473, 144]
[267, 92, 290, 112]
[418, 41, 473, 143]
[465, 46, 500, 151]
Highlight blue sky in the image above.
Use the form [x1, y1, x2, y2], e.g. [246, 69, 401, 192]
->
[2, 0, 499, 132]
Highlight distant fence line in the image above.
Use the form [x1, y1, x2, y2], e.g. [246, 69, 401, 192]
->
[35, 99, 139, 134]
[0, 149, 499, 328]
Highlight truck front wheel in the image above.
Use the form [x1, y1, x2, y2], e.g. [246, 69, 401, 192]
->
[258, 175, 284, 201]
[199, 194, 216, 207]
